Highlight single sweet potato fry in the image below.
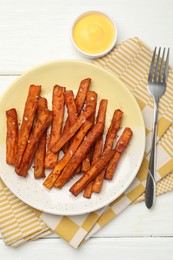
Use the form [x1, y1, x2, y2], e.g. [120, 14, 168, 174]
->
[85, 91, 98, 124]
[43, 120, 92, 189]
[91, 99, 108, 193]
[91, 170, 105, 193]
[70, 150, 114, 197]
[15, 85, 41, 168]
[92, 109, 123, 192]
[95, 99, 108, 125]
[91, 99, 108, 165]
[54, 122, 104, 189]
[62, 78, 91, 153]
[15, 109, 52, 177]
[83, 181, 93, 199]
[82, 91, 98, 172]
[105, 127, 133, 180]
[75, 78, 91, 113]
[84, 99, 107, 195]
[34, 134, 47, 179]
[92, 135, 103, 164]
[45, 86, 65, 168]
[34, 97, 48, 179]
[65, 90, 78, 125]
[104, 109, 123, 153]
[6, 108, 18, 165]
[51, 105, 94, 153]
[61, 119, 70, 154]
[62, 90, 78, 152]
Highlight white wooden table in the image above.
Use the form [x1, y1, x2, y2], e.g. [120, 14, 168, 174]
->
[0, 1, 173, 259]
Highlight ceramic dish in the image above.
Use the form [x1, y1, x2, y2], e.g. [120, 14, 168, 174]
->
[71, 11, 117, 58]
[0, 60, 145, 215]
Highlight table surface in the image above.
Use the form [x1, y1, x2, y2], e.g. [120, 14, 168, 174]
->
[0, 1, 173, 259]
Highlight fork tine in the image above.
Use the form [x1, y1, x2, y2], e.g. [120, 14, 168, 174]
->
[163, 48, 170, 84]
[154, 47, 161, 82]
[148, 47, 157, 82]
[159, 48, 165, 83]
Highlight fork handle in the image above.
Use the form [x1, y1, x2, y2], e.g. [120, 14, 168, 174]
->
[145, 102, 158, 209]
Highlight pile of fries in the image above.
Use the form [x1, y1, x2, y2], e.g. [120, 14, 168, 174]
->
[6, 78, 133, 199]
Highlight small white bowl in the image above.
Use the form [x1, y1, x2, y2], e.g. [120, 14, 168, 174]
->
[71, 11, 118, 59]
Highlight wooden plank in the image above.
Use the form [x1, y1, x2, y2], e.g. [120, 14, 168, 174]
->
[0, 193, 173, 240]
[94, 193, 173, 237]
[0, 0, 173, 73]
[1, 237, 173, 260]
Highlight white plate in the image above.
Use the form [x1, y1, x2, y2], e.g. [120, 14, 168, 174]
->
[0, 60, 145, 215]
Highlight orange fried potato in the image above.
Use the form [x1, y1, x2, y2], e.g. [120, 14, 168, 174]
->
[92, 109, 123, 192]
[91, 99, 108, 165]
[84, 99, 107, 195]
[62, 78, 91, 153]
[95, 99, 108, 125]
[34, 134, 47, 179]
[83, 181, 93, 199]
[104, 109, 123, 153]
[75, 78, 91, 113]
[82, 91, 98, 172]
[65, 90, 78, 125]
[62, 90, 78, 152]
[54, 122, 104, 189]
[91, 99, 107, 193]
[43, 120, 92, 189]
[15, 85, 41, 168]
[45, 86, 65, 168]
[92, 170, 105, 193]
[15, 109, 52, 177]
[34, 97, 48, 179]
[51, 105, 94, 153]
[70, 150, 114, 197]
[105, 127, 133, 180]
[6, 108, 18, 165]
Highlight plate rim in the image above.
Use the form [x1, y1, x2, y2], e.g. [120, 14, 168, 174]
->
[0, 59, 146, 215]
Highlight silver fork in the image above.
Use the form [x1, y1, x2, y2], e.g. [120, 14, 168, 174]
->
[145, 47, 169, 209]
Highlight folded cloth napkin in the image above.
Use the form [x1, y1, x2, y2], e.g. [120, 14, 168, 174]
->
[0, 37, 172, 248]
[136, 171, 173, 203]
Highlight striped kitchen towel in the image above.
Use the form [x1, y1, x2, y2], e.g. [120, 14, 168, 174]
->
[0, 37, 172, 248]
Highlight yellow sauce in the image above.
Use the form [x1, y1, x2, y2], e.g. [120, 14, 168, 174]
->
[73, 13, 116, 54]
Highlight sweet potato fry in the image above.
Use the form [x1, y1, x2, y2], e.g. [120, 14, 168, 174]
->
[54, 122, 104, 188]
[62, 90, 78, 152]
[34, 135, 47, 178]
[70, 150, 114, 197]
[83, 181, 93, 199]
[85, 91, 98, 124]
[82, 91, 98, 172]
[75, 78, 91, 113]
[84, 99, 107, 196]
[6, 108, 18, 165]
[61, 120, 70, 154]
[92, 109, 123, 192]
[15, 109, 52, 177]
[15, 85, 41, 168]
[104, 109, 123, 153]
[51, 105, 94, 153]
[34, 97, 48, 179]
[45, 86, 65, 168]
[91, 99, 108, 165]
[43, 120, 92, 189]
[91, 99, 107, 193]
[105, 127, 133, 180]
[91, 170, 105, 193]
[62, 78, 91, 153]
[65, 90, 78, 125]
